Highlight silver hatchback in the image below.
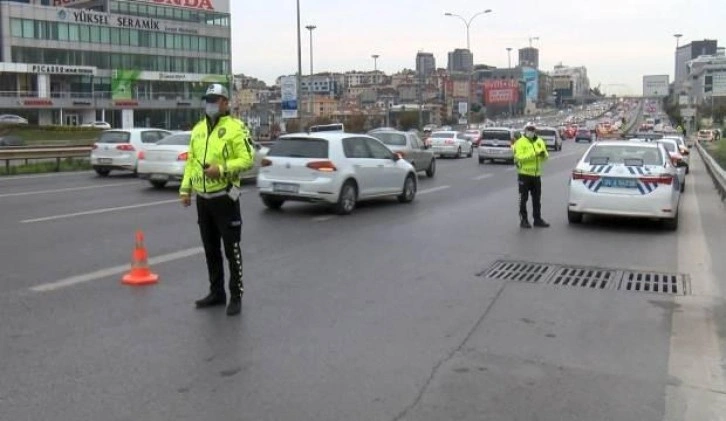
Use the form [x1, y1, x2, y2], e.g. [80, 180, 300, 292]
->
[478, 127, 518, 164]
[368, 128, 436, 177]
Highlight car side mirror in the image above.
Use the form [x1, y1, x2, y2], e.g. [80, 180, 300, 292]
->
[393, 153, 402, 161]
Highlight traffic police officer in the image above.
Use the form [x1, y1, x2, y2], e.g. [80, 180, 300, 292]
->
[180, 83, 255, 316]
[513, 124, 550, 229]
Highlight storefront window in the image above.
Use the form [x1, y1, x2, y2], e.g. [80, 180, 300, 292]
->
[68, 24, 79, 42]
[22, 19, 34, 38]
[79, 25, 91, 42]
[100, 27, 110, 43]
[11, 19, 22, 37]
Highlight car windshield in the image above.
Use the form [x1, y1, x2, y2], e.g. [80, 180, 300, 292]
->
[659, 141, 677, 152]
[430, 132, 454, 138]
[157, 134, 191, 145]
[536, 129, 557, 137]
[369, 132, 406, 146]
[481, 131, 512, 141]
[585, 145, 663, 165]
[268, 138, 328, 158]
[97, 131, 131, 144]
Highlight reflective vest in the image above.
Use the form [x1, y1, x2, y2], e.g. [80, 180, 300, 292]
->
[512, 136, 549, 177]
[180, 115, 255, 195]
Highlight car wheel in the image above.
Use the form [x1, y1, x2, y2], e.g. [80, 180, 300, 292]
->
[663, 212, 679, 231]
[425, 158, 436, 177]
[567, 210, 583, 224]
[149, 180, 167, 189]
[334, 180, 357, 215]
[398, 174, 417, 203]
[94, 168, 110, 177]
[478, 158, 485, 164]
[261, 195, 285, 210]
[455, 147, 462, 159]
[685, 166, 690, 175]
[680, 181, 685, 193]
[467, 146, 473, 158]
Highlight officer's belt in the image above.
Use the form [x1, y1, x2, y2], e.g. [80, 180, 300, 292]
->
[196, 189, 228, 199]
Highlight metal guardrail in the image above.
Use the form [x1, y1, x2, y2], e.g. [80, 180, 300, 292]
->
[695, 141, 726, 201]
[0, 145, 92, 173]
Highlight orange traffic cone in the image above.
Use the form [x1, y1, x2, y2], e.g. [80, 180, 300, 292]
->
[122, 230, 159, 286]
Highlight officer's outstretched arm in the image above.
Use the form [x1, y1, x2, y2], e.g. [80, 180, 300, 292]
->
[221, 122, 255, 176]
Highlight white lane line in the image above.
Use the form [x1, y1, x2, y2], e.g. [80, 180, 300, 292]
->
[20, 199, 178, 223]
[472, 174, 493, 181]
[0, 182, 134, 198]
[418, 185, 450, 195]
[0, 171, 93, 182]
[312, 215, 336, 222]
[30, 247, 205, 292]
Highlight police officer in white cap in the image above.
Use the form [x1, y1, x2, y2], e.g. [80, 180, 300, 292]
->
[180, 83, 255, 316]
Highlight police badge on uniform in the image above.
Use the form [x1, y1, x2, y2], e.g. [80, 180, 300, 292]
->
[218, 128, 226, 138]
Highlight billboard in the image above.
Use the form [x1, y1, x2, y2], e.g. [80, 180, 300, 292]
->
[642, 75, 669, 97]
[280, 76, 298, 119]
[522, 67, 539, 101]
[483, 80, 518, 105]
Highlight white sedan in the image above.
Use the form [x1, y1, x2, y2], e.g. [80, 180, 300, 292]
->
[428, 131, 474, 158]
[257, 132, 417, 214]
[567, 141, 681, 230]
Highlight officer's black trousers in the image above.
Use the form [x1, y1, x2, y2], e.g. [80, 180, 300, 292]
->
[196, 194, 244, 298]
[518, 174, 542, 221]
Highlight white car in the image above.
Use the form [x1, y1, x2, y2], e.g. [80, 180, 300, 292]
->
[90, 128, 172, 176]
[567, 141, 682, 230]
[83, 121, 112, 129]
[138, 131, 269, 188]
[533, 126, 562, 151]
[428, 131, 474, 158]
[662, 135, 690, 173]
[656, 138, 687, 190]
[257, 132, 417, 215]
[137, 131, 192, 188]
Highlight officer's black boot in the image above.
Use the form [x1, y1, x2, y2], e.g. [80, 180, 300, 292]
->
[226, 243, 244, 316]
[534, 219, 550, 228]
[226, 297, 241, 316]
[520, 217, 532, 229]
[195, 292, 226, 308]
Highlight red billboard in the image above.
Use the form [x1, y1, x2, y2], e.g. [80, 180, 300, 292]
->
[483, 80, 519, 105]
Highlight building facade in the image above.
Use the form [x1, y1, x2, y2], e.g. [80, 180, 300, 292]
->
[447, 48, 473, 73]
[0, 0, 231, 129]
[674, 39, 718, 85]
[415, 51, 435, 76]
[518, 47, 539, 69]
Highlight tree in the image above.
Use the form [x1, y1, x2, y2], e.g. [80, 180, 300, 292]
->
[285, 119, 301, 133]
[397, 111, 420, 130]
[343, 114, 367, 133]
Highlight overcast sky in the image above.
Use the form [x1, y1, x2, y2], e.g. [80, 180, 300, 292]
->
[231, 0, 723, 95]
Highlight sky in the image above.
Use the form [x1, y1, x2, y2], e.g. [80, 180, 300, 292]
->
[231, 0, 724, 96]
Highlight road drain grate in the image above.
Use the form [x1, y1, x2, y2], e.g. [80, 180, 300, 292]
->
[478, 260, 553, 283]
[479, 260, 690, 296]
[620, 271, 687, 295]
[550, 267, 617, 290]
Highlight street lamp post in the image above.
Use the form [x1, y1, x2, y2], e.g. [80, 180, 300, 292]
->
[506, 47, 512, 69]
[295, 0, 302, 126]
[674, 33, 683, 49]
[305, 24, 316, 118]
[372, 54, 379, 72]
[444, 9, 493, 125]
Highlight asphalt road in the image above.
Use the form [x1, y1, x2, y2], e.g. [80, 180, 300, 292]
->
[1, 139, 725, 421]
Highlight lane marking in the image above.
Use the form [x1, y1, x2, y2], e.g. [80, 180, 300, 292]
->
[0, 171, 93, 182]
[418, 185, 450, 195]
[21, 199, 179, 223]
[312, 215, 336, 222]
[472, 174, 493, 181]
[30, 247, 205, 292]
[0, 182, 134, 198]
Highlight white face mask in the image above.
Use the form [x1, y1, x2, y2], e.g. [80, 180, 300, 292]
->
[205, 103, 220, 119]
[525, 130, 535, 139]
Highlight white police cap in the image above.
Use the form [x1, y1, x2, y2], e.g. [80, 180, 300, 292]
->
[202, 83, 229, 100]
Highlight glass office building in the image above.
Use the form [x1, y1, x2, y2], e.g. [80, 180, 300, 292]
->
[0, 0, 231, 129]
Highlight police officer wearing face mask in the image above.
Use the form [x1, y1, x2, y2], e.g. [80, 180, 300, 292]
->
[512, 124, 550, 229]
[180, 83, 255, 316]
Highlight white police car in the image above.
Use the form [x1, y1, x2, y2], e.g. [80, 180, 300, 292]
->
[567, 141, 682, 230]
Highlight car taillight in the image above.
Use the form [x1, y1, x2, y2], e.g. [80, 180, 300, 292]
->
[261, 158, 272, 167]
[91, 144, 98, 150]
[177, 152, 188, 161]
[571, 170, 601, 181]
[670, 157, 681, 166]
[137, 151, 145, 160]
[641, 174, 673, 185]
[306, 160, 337, 172]
[116, 144, 135, 151]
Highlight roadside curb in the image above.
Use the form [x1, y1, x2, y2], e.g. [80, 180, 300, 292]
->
[695, 141, 726, 202]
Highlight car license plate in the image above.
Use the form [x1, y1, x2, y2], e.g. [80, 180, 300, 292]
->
[273, 183, 299, 194]
[150, 174, 168, 181]
[601, 177, 638, 188]
[98, 158, 112, 164]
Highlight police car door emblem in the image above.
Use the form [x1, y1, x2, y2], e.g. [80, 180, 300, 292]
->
[218, 128, 226, 138]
